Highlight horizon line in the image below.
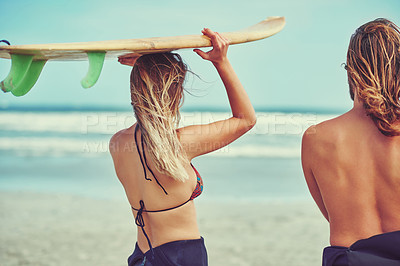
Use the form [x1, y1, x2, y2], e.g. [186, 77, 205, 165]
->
[0, 104, 346, 114]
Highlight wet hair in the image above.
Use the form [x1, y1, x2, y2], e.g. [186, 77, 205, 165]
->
[130, 52, 189, 181]
[346, 18, 400, 136]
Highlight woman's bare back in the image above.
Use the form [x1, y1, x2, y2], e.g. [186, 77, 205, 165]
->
[110, 124, 201, 252]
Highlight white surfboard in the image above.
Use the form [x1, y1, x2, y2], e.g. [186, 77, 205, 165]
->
[0, 17, 285, 96]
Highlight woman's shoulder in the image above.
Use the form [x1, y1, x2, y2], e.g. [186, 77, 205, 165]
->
[109, 125, 136, 155]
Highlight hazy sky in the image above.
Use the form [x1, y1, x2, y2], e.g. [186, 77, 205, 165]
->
[1, 0, 399, 112]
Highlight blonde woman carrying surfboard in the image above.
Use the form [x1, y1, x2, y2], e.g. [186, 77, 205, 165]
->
[110, 28, 256, 265]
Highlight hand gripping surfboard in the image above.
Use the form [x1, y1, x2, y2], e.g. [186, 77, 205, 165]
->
[0, 16, 285, 96]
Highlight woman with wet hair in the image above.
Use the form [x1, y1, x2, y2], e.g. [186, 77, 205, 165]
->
[110, 28, 256, 265]
[302, 18, 400, 266]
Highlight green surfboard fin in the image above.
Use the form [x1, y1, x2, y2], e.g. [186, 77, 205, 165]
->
[1, 54, 34, 93]
[11, 59, 47, 97]
[1, 51, 106, 96]
[81, 52, 106, 89]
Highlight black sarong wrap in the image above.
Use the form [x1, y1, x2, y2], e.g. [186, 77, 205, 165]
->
[323, 231, 400, 266]
[128, 237, 207, 266]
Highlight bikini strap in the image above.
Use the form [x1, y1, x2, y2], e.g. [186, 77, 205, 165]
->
[131, 198, 192, 213]
[134, 125, 152, 182]
[131, 197, 192, 259]
[134, 200, 155, 258]
[134, 125, 168, 195]
[140, 136, 168, 195]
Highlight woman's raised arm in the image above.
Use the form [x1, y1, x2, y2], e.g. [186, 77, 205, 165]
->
[179, 28, 256, 160]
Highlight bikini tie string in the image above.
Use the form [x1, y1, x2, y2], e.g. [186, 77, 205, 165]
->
[134, 200, 146, 227]
[135, 200, 155, 259]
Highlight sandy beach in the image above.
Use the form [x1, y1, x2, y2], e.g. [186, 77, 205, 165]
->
[0, 191, 329, 266]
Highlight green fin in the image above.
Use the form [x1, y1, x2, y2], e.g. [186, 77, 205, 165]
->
[11, 60, 47, 97]
[1, 54, 34, 93]
[81, 52, 106, 88]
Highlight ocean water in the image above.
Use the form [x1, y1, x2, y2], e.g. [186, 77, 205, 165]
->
[0, 109, 338, 202]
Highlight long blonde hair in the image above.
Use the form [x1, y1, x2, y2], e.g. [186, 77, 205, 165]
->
[346, 18, 400, 136]
[130, 53, 189, 181]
